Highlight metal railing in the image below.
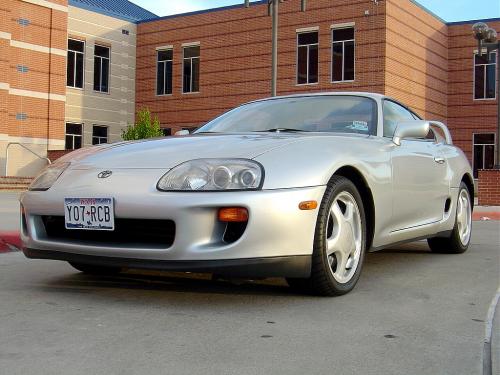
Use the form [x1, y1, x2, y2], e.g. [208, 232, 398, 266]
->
[4, 142, 51, 176]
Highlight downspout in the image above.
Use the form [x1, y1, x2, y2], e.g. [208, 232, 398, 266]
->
[47, 7, 53, 153]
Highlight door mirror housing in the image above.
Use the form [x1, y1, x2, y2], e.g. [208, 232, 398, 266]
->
[174, 130, 190, 136]
[392, 121, 430, 146]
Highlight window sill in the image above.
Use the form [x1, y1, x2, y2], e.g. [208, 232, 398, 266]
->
[156, 93, 173, 97]
[331, 80, 355, 84]
[93, 90, 110, 95]
[66, 86, 85, 91]
[295, 82, 319, 86]
[473, 97, 497, 101]
[182, 91, 200, 95]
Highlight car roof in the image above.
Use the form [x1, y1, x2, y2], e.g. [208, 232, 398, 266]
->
[248, 92, 387, 104]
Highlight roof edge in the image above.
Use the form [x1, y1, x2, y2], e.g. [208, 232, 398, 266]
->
[137, 0, 267, 24]
[69, 0, 157, 24]
[408, 0, 446, 24]
[447, 17, 500, 26]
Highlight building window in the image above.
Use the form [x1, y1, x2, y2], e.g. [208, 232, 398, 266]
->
[157, 49, 173, 95]
[332, 27, 355, 82]
[474, 51, 497, 100]
[67, 39, 85, 88]
[473, 133, 496, 178]
[297, 31, 319, 85]
[183, 45, 200, 93]
[92, 125, 108, 145]
[65, 123, 83, 150]
[94, 45, 110, 93]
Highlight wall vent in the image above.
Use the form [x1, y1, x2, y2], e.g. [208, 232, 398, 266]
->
[16, 65, 29, 73]
[16, 113, 28, 120]
[122, 29, 129, 35]
[18, 18, 30, 26]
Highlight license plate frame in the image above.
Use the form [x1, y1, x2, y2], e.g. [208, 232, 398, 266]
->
[64, 198, 115, 231]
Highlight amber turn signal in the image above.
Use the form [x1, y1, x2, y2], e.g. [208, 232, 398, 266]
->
[298, 200, 318, 210]
[218, 207, 249, 222]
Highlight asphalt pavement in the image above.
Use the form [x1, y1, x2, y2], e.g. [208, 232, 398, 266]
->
[0, 217, 498, 375]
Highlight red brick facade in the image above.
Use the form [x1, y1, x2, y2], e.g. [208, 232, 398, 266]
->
[135, 0, 499, 175]
[478, 169, 500, 206]
[0, 0, 68, 140]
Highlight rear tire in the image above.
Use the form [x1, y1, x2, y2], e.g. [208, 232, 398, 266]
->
[69, 262, 122, 275]
[287, 175, 367, 296]
[427, 182, 472, 254]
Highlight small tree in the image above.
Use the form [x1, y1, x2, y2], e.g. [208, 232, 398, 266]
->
[122, 108, 164, 141]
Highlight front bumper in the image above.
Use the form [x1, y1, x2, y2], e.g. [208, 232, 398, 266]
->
[21, 171, 325, 277]
[23, 248, 311, 277]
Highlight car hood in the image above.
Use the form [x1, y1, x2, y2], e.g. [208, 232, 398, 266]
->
[63, 134, 306, 170]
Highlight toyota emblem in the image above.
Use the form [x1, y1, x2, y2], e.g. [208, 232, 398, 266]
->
[98, 170, 113, 179]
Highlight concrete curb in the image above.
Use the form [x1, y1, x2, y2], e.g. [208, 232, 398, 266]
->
[0, 232, 22, 253]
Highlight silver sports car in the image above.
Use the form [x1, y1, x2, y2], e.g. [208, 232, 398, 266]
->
[20, 92, 474, 296]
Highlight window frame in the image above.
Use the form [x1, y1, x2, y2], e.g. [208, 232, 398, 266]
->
[182, 44, 200, 94]
[473, 50, 497, 101]
[92, 125, 108, 145]
[331, 26, 355, 83]
[65, 123, 83, 150]
[156, 48, 173, 96]
[296, 29, 319, 86]
[93, 44, 110, 94]
[67, 38, 85, 89]
[472, 132, 496, 178]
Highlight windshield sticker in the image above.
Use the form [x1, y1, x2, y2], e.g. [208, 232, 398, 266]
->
[347, 121, 369, 131]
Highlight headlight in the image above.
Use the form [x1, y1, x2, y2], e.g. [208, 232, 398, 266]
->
[29, 163, 70, 191]
[157, 159, 264, 191]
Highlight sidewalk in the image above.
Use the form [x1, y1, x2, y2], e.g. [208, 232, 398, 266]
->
[472, 205, 500, 221]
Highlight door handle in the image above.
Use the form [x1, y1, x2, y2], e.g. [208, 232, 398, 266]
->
[434, 156, 445, 164]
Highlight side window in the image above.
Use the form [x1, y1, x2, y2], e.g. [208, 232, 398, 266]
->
[383, 100, 416, 138]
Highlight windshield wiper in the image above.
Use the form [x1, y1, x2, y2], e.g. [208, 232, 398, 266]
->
[257, 128, 308, 133]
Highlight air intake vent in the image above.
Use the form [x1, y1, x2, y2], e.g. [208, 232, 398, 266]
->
[18, 18, 30, 26]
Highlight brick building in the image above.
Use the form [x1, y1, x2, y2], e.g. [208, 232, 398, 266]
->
[135, 0, 499, 179]
[0, 0, 155, 177]
[0, 0, 499, 181]
[1, 0, 68, 176]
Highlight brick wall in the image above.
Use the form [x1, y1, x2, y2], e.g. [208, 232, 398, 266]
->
[447, 20, 500, 164]
[0, 0, 68, 176]
[136, 0, 386, 133]
[47, 149, 72, 161]
[384, 0, 448, 121]
[478, 169, 500, 206]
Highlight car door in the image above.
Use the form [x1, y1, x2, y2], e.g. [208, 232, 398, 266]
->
[383, 100, 449, 231]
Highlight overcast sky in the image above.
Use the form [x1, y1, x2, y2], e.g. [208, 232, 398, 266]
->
[132, 0, 500, 22]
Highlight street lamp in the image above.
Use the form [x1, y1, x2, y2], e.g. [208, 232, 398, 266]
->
[245, 0, 308, 96]
[473, 22, 500, 168]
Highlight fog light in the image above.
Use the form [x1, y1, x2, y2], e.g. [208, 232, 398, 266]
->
[218, 207, 249, 222]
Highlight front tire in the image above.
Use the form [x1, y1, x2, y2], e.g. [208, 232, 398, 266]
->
[69, 262, 122, 275]
[287, 176, 367, 296]
[427, 182, 472, 254]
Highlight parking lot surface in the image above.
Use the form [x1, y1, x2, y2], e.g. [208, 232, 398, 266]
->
[0, 220, 498, 375]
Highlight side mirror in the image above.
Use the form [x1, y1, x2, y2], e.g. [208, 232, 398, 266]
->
[174, 130, 190, 136]
[393, 121, 430, 146]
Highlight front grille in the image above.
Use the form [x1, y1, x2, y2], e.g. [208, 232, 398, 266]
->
[40, 216, 175, 248]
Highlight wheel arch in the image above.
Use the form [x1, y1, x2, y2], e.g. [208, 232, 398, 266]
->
[333, 166, 375, 250]
[461, 173, 475, 209]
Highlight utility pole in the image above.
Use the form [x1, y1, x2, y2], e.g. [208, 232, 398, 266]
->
[245, 0, 308, 96]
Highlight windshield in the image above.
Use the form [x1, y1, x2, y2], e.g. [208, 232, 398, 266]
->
[196, 95, 377, 135]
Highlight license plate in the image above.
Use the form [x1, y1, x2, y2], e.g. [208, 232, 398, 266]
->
[64, 198, 115, 230]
